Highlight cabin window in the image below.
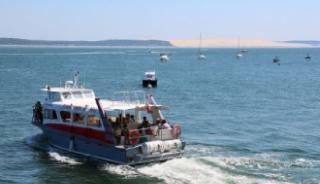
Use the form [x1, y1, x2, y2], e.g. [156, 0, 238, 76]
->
[60, 111, 71, 123]
[44, 109, 57, 120]
[62, 92, 72, 100]
[88, 115, 101, 127]
[48, 92, 61, 101]
[72, 91, 83, 99]
[83, 91, 94, 98]
[73, 112, 85, 124]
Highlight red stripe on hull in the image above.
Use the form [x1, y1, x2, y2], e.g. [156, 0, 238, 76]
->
[45, 123, 114, 145]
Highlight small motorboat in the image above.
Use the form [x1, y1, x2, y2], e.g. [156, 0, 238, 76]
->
[31, 73, 185, 165]
[240, 49, 248, 53]
[305, 53, 311, 61]
[160, 53, 170, 62]
[273, 56, 280, 65]
[142, 71, 157, 88]
[236, 52, 243, 59]
[198, 53, 206, 60]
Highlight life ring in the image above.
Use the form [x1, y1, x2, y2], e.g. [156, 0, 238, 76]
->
[127, 129, 141, 145]
[171, 124, 182, 139]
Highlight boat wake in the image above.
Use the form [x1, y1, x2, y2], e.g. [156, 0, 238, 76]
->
[48, 151, 82, 165]
[101, 164, 141, 178]
[137, 157, 291, 184]
[26, 134, 82, 165]
[26, 135, 320, 183]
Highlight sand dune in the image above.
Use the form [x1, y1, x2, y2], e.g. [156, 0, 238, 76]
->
[170, 39, 312, 48]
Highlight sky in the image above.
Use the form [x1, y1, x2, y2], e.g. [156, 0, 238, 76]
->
[0, 0, 319, 41]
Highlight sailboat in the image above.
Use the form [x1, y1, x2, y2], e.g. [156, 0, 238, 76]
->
[198, 33, 206, 60]
[236, 37, 243, 59]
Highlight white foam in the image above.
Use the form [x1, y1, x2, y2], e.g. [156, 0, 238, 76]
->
[48, 152, 81, 165]
[137, 157, 292, 184]
[102, 164, 139, 178]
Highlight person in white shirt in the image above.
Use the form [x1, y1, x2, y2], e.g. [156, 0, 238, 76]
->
[161, 119, 171, 129]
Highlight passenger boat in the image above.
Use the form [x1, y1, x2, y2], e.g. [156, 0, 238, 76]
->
[142, 71, 157, 88]
[160, 53, 170, 62]
[32, 73, 185, 165]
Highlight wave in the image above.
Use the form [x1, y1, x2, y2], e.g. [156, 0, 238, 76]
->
[101, 164, 141, 179]
[137, 157, 291, 184]
[25, 135, 319, 183]
[25, 134, 82, 165]
[48, 151, 82, 165]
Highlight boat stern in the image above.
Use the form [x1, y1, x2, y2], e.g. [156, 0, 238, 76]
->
[125, 139, 185, 165]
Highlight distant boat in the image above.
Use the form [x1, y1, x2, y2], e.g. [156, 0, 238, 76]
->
[273, 56, 280, 65]
[160, 53, 169, 62]
[236, 52, 243, 59]
[305, 53, 311, 61]
[198, 33, 206, 60]
[236, 37, 243, 59]
[240, 49, 248, 53]
[142, 71, 157, 88]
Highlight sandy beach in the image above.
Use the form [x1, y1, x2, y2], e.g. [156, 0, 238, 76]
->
[170, 39, 313, 48]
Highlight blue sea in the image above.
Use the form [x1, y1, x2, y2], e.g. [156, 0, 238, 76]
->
[0, 46, 320, 184]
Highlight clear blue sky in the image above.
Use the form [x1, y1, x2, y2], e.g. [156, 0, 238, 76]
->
[0, 0, 319, 41]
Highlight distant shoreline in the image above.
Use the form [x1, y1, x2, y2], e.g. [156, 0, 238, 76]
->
[170, 39, 319, 48]
[0, 37, 318, 48]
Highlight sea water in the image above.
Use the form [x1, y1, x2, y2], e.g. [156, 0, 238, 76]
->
[0, 47, 319, 184]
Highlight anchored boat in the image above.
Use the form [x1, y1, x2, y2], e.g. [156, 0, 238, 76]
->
[160, 53, 170, 62]
[142, 71, 157, 88]
[273, 56, 280, 65]
[305, 53, 311, 61]
[32, 73, 185, 165]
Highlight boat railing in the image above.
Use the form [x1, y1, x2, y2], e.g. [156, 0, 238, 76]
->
[125, 124, 182, 145]
[112, 90, 146, 105]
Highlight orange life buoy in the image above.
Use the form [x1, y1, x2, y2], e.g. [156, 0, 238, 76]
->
[171, 124, 182, 139]
[127, 129, 141, 145]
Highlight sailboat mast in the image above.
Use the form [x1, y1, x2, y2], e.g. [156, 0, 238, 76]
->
[199, 33, 202, 54]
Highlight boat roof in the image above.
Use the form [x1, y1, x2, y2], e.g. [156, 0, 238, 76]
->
[41, 87, 93, 93]
[45, 99, 167, 111]
[144, 71, 155, 75]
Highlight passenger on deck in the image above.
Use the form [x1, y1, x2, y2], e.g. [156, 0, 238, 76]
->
[114, 117, 122, 144]
[124, 113, 130, 127]
[127, 115, 138, 129]
[150, 118, 161, 135]
[161, 119, 171, 129]
[139, 116, 151, 135]
[139, 116, 150, 129]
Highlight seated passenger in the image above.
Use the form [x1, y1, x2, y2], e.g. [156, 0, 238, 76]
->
[160, 119, 171, 129]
